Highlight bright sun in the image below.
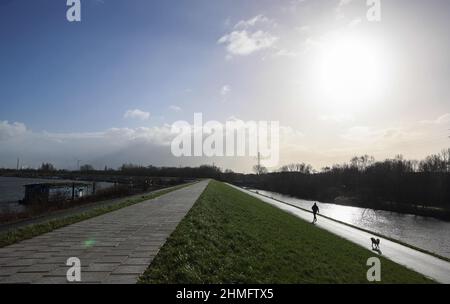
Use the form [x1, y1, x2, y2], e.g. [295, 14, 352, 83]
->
[313, 33, 390, 111]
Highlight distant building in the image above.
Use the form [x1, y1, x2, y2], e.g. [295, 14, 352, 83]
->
[22, 182, 93, 205]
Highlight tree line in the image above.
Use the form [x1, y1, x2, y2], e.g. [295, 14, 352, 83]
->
[222, 149, 450, 219]
[3, 149, 449, 218]
[1, 163, 223, 180]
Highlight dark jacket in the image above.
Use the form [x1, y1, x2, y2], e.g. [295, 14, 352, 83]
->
[312, 204, 319, 214]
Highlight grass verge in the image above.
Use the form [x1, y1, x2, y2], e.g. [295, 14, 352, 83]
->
[140, 181, 434, 284]
[0, 182, 196, 248]
[252, 190, 450, 263]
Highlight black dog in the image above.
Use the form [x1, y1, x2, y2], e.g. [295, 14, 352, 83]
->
[371, 238, 380, 250]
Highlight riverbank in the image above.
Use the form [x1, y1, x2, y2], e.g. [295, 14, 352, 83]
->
[251, 188, 450, 260]
[0, 182, 197, 248]
[247, 185, 450, 221]
[0, 184, 139, 224]
[0, 184, 183, 233]
[140, 181, 433, 284]
[0, 175, 189, 225]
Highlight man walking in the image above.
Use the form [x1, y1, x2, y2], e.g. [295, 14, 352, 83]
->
[312, 203, 320, 224]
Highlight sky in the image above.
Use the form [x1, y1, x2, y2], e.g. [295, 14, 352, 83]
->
[0, 0, 449, 172]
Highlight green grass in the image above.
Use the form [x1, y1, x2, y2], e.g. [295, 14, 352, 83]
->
[0, 182, 196, 248]
[255, 192, 450, 263]
[140, 181, 434, 284]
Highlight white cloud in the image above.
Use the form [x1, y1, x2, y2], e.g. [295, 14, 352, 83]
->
[0, 121, 176, 169]
[0, 119, 305, 172]
[0, 121, 27, 141]
[340, 125, 426, 145]
[221, 85, 231, 96]
[219, 14, 279, 58]
[124, 109, 150, 121]
[169, 105, 182, 112]
[218, 30, 278, 56]
[420, 113, 450, 125]
[2, 116, 444, 172]
[234, 15, 275, 29]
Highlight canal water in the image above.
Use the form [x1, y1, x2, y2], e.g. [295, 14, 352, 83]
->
[251, 189, 450, 259]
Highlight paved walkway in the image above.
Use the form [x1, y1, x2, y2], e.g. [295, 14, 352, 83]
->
[0, 180, 209, 284]
[0, 185, 185, 234]
[231, 185, 450, 284]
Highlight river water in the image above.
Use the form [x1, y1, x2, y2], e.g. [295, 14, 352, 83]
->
[251, 189, 450, 259]
[0, 177, 113, 214]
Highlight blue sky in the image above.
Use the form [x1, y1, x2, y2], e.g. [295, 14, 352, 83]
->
[1, 0, 449, 171]
[1, 0, 242, 131]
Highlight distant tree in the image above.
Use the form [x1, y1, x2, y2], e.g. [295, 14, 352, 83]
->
[419, 150, 450, 173]
[80, 164, 95, 172]
[280, 163, 312, 174]
[253, 165, 268, 175]
[321, 166, 332, 173]
[441, 148, 450, 172]
[350, 155, 375, 172]
[40, 163, 56, 172]
[246, 147, 450, 213]
[120, 163, 142, 171]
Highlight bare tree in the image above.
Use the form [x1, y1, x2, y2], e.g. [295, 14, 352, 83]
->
[279, 163, 313, 174]
[253, 165, 268, 175]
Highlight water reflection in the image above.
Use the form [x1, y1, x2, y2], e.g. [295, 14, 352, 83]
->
[253, 189, 450, 259]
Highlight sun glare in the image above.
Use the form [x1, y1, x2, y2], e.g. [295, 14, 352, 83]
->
[313, 33, 390, 112]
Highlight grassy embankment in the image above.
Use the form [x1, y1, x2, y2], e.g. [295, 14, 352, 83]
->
[0, 182, 196, 248]
[253, 191, 450, 262]
[140, 181, 434, 284]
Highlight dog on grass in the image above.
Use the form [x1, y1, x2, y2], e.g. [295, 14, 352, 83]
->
[371, 238, 380, 250]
